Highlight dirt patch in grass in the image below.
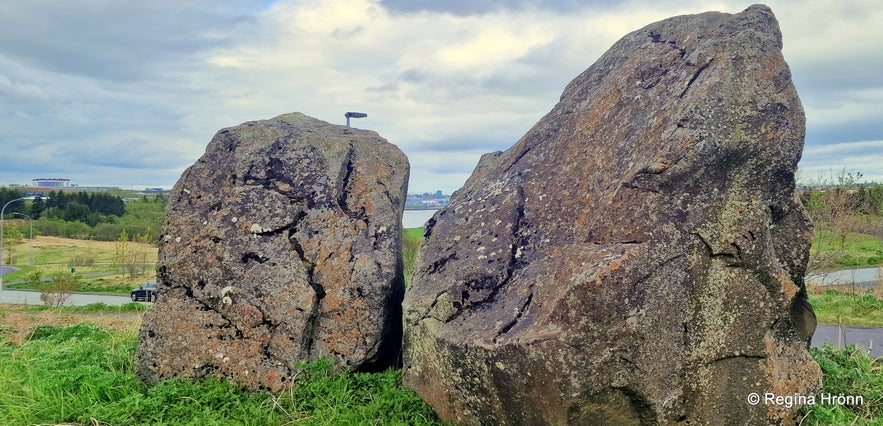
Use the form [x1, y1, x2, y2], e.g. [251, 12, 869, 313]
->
[0, 305, 141, 345]
[27, 236, 122, 250]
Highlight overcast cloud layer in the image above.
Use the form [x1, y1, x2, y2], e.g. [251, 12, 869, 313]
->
[1, 0, 880, 193]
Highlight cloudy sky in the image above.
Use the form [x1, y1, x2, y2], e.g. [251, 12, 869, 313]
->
[1, 0, 880, 193]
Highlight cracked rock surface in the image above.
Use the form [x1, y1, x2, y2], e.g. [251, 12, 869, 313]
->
[402, 5, 821, 424]
[136, 113, 408, 391]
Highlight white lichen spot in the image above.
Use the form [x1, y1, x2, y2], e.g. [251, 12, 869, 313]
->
[183, 188, 191, 194]
[220, 286, 235, 305]
[495, 361, 506, 370]
[250, 223, 267, 234]
[175, 237, 182, 243]
[231, 216, 238, 223]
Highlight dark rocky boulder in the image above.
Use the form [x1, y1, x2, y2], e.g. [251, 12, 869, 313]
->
[403, 5, 820, 424]
[136, 113, 409, 391]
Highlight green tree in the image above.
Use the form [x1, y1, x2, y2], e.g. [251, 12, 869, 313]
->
[0, 188, 26, 217]
[30, 197, 46, 219]
[62, 201, 91, 223]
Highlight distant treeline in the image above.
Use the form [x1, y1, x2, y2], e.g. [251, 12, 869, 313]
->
[1, 188, 166, 242]
[800, 183, 883, 217]
[1, 189, 124, 226]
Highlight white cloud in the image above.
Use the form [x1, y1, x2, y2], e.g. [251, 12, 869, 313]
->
[0, 0, 881, 192]
[804, 140, 883, 156]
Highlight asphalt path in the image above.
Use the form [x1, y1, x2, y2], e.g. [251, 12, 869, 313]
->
[813, 324, 883, 358]
[0, 288, 136, 306]
[0, 265, 18, 276]
[807, 266, 880, 288]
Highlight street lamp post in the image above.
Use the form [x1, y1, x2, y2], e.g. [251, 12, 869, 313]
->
[9, 213, 33, 266]
[1, 196, 43, 292]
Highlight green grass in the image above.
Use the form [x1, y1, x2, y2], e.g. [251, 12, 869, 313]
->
[802, 344, 883, 424]
[16, 302, 149, 314]
[0, 322, 441, 425]
[809, 289, 883, 327]
[3, 319, 882, 425]
[403, 228, 423, 288]
[811, 230, 883, 271]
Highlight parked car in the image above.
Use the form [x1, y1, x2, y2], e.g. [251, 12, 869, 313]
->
[131, 281, 158, 302]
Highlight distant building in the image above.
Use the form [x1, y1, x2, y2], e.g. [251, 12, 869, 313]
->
[405, 191, 451, 209]
[32, 178, 70, 188]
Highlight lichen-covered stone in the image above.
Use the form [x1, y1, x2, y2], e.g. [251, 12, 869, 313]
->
[136, 113, 409, 391]
[403, 5, 820, 424]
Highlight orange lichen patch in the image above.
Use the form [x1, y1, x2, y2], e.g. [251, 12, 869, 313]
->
[761, 332, 823, 420]
[772, 269, 800, 303]
[321, 291, 343, 313]
[578, 87, 623, 134]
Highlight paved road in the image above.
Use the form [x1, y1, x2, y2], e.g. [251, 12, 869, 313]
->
[0, 289, 136, 306]
[812, 324, 883, 358]
[0, 265, 19, 276]
[807, 267, 881, 288]
[3, 262, 882, 355]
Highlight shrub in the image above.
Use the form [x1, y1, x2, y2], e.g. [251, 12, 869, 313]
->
[38, 273, 81, 307]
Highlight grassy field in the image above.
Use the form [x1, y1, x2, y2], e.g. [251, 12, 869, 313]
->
[2, 236, 156, 293]
[0, 304, 441, 425]
[810, 230, 883, 271]
[809, 286, 883, 327]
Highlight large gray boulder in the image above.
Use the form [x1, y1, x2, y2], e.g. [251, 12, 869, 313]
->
[403, 5, 821, 424]
[136, 113, 409, 391]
